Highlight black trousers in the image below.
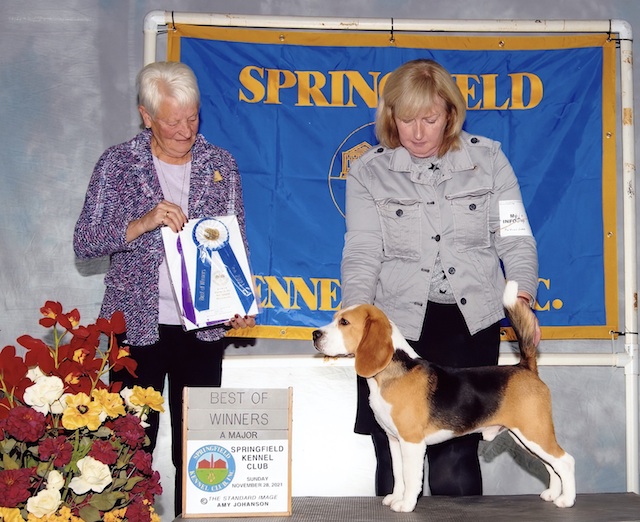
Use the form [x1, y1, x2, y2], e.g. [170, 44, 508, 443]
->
[364, 302, 500, 496]
[111, 325, 225, 517]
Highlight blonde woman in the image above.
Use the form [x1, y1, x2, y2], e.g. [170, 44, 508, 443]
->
[341, 59, 539, 497]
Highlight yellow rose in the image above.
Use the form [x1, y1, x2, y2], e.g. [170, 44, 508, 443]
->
[61, 393, 102, 431]
[91, 388, 126, 419]
[130, 385, 165, 413]
[0, 506, 25, 522]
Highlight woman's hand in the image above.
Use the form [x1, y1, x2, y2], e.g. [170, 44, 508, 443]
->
[126, 200, 187, 242]
[225, 314, 256, 330]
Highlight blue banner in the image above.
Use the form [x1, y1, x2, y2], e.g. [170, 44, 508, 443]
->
[169, 29, 617, 339]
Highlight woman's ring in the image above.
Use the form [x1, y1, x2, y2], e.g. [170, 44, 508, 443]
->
[165, 210, 170, 217]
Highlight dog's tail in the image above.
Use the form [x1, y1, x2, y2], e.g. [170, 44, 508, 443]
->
[503, 280, 538, 374]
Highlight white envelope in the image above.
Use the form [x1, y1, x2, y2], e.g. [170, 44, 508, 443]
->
[162, 215, 258, 330]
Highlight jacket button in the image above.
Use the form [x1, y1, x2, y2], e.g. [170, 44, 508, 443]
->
[376, 147, 384, 153]
[469, 203, 476, 210]
[471, 137, 479, 143]
[460, 298, 467, 305]
[396, 209, 403, 217]
[433, 234, 441, 242]
[448, 267, 456, 275]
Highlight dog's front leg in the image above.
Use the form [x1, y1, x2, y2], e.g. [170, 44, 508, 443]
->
[384, 438, 426, 512]
[382, 436, 404, 507]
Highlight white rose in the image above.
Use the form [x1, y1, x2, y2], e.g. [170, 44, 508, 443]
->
[46, 470, 65, 491]
[23, 375, 64, 414]
[26, 488, 61, 518]
[69, 456, 112, 494]
[138, 414, 150, 429]
[49, 393, 70, 415]
[26, 366, 45, 382]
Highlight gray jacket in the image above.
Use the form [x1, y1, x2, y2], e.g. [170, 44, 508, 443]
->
[341, 131, 538, 340]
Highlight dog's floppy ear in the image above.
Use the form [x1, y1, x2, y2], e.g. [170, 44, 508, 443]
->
[354, 306, 394, 378]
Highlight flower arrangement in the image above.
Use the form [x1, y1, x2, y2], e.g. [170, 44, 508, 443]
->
[0, 302, 165, 522]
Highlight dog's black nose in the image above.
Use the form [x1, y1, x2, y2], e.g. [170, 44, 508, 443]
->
[312, 330, 322, 341]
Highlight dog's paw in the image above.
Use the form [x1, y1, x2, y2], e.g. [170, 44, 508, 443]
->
[553, 494, 576, 508]
[540, 487, 561, 502]
[389, 497, 418, 513]
[540, 469, 563, 502]
[382, 493, 402, 507]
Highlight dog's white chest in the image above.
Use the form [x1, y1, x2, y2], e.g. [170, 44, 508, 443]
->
[367, 379, 399, 437]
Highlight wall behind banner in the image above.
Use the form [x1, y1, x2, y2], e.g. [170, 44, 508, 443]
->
[1, 0, 640, 519]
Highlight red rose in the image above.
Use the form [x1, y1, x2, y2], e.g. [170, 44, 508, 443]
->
[131, 470, 163, 503]
[88, 439, 118, 465]
[130, 449, 153, 475]
[39, 434, 73, 467]
[0, 468, 34, 507]
[112, 414, 146, 449]
[4, 405, 46, 442]
[124, 497, 152, 522]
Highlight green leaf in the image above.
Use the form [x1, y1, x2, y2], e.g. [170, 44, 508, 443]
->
[94, 426, 112, 438]
[71, 492, 88, 504]
[115, 457, 129, 469]
[78, 436, 93, 452]
[111, 476, 129, 489]
[26, 445, 39, 457]
[36, 462, 50, 477]
[1, 438, 17, 454]
[89, 491, 123, 511]
[78, 504, 102, 522]
[2, 452, 20, 470]
[124, 475, 145, 490]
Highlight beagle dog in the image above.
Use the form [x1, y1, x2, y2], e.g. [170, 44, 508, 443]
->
[312, 281, 575, 512]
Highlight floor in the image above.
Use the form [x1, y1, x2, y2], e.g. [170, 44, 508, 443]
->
[173, 493, 640, 521]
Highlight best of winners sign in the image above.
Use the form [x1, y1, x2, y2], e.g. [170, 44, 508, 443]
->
[182, 388, 292, 518]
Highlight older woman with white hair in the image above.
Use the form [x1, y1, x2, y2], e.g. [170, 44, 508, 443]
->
[74, 61, 254, 517]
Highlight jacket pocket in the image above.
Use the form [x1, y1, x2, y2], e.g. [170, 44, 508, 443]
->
[375, 198, 421, 260]
[446, 188, 491, 252]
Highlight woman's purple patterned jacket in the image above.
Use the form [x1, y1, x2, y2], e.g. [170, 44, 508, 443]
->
[74, 129, 249, 345]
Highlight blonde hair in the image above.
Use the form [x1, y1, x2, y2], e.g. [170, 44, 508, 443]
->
[137, 61, 200, 118]
[375, 59, 466, 156]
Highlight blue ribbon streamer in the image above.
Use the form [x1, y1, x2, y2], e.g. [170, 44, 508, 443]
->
[192, 218, 255, 314]
[217, 242, 255, 313]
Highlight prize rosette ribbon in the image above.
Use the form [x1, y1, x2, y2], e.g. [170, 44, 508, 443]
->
[192, 217, 255, 314]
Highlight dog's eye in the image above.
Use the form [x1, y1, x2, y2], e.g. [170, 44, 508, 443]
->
[339, 318, 350, 326]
